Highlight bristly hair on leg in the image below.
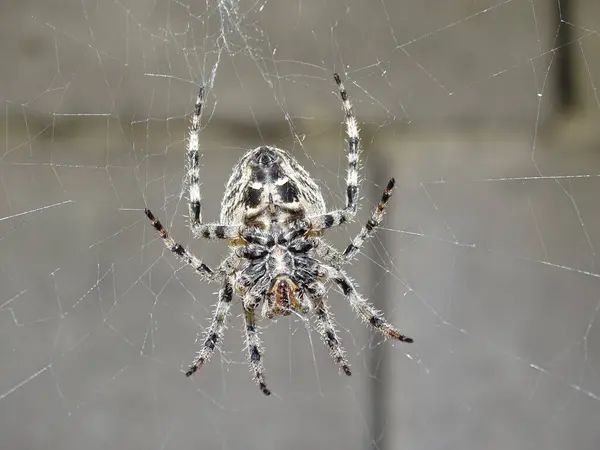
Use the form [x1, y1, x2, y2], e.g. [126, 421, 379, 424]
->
[188, 86, 204, 229]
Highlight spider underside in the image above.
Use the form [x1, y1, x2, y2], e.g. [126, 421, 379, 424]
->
[145, 74, 412, 396]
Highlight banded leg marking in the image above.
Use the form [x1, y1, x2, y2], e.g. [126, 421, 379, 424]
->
[329, 267, 413, 343]
[186, 278, 234, 377]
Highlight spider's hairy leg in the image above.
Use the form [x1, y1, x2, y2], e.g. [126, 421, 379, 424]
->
[187, 86, 204, 229]
[144, 208, 216, 280]
[342, 177, 396, 264]
[193, 223, 243, 240]
[243, 304, 271, 396]
[182, 86, 244, 242]
[334, 73, 360, 216]
[308, 283, 351, 376]
[186, 278, 234, 377]
[309, 237, 346, 267]
[305, 74, 361, 232]
[327, 267, 413, 343]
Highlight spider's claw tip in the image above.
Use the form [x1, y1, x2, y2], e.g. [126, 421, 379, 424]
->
[185, 366, 198, 377]
[342, 365, 352, 376]
[260, 383, 272, 396]
[144, 208, 154, 220]
[387, 178, 395, 190]
[389, 329, 413, 343]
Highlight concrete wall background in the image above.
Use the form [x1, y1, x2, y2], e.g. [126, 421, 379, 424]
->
[2, 0, 558, 122]
[1, 1, 599, 450]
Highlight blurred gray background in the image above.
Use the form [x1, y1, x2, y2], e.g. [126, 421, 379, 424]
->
[1, 0, 600, 449]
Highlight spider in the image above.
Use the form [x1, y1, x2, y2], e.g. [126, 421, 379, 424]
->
[145, 74, 412, 396]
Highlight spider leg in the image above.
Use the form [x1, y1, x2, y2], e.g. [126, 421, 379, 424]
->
[185, 278, 234, 377]
[310, 178, 395, 269]
[306, 283, 351, 376]
[193, 223, 242, 240]
[243, 303, 271, 396]
[310, 238, 345, 268]
[145, 208, 217, 281]
[187, 86, 204, 229]
[184, 86, 244, 242]
[342, 177, 395, 263]
[334, 73, 360, 218]
[305, 74, 361, 232]
[327, 266, 413, 343]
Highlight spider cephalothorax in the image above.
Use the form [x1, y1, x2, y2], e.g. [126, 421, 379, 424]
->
[234, 223, 321, 318]
[145, 74, 412, 396]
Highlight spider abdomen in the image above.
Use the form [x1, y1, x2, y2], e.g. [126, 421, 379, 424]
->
[220, 146, 326, 228]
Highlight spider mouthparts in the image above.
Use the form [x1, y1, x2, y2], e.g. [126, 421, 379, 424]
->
[273, 278, 294, 316]
[266, 277, 308, 317]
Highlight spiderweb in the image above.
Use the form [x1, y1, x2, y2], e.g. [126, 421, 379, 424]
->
[1, 0, 600, 449]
